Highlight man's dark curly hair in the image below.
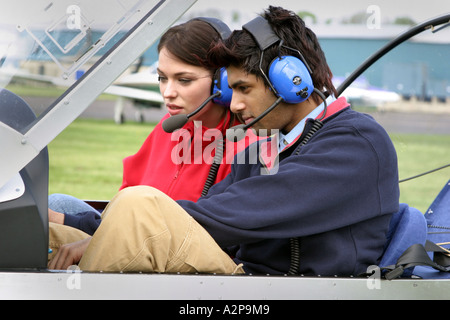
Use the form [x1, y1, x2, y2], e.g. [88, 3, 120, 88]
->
[208, 6, 337, 104]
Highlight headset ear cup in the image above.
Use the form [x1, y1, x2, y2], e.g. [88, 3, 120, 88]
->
[268, 56, 314, 104]
[212, 67, 232, 107]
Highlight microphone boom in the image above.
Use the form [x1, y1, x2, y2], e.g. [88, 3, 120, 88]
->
[226, 96, 284, 142]
[162, 92, 222, 133]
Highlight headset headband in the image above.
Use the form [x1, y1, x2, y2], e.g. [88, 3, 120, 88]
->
[193, 17, 232, 40]
[243, 16, 280, 50]
[191, 17, 232, 106]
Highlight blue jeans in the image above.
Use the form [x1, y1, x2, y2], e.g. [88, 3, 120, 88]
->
[48, 193, 101, 216]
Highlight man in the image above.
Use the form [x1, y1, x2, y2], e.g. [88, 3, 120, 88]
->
[49, 6, 399, 276]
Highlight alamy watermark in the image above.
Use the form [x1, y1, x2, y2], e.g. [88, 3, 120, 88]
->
[366, 265, 381, 290]
[366, 5, 382, 30]
[170, 123, 280, 175]
[66, 265, 82, 290]
[66, 5, 82, 30]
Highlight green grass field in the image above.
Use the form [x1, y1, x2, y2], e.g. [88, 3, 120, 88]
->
[47, 118, 450, 214]
[48, 119, 154, 200]
[391, 133, 450, 213]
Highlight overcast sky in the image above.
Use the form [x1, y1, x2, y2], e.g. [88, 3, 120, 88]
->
[189, 0, 449, 26]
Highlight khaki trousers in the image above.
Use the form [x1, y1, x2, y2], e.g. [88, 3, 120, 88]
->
[49, 186, 244, 274]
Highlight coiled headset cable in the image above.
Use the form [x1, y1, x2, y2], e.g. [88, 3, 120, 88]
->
[289, 88, 328, 275]
[201, 113, 235, 196]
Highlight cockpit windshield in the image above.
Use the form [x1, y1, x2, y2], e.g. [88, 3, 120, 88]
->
[0, 0, 164, 88]
[0, 0, 196, 189]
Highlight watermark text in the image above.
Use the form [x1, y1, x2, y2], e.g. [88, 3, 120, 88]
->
[170, 124, 280, 175]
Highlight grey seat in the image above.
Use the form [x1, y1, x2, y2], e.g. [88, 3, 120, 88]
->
[0, 88, 48, 270]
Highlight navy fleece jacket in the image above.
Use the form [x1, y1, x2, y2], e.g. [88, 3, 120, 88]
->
[178, 100, 399, 276]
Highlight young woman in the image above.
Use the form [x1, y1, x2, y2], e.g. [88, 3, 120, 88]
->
[48, 18, 254, 235]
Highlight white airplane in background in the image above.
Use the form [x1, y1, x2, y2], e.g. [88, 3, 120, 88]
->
[0, 65, 163, 124]
[105, 67, 163, 124]
[333, 76, 402, 108]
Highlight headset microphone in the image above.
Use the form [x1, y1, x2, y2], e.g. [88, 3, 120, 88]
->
[162, 91, 221, 133]
[226, 96, 283, 142]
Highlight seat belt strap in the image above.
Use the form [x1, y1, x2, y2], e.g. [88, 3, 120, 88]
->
[383, 240, 450, 280]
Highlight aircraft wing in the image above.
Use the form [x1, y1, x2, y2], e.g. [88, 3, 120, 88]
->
[334, 76, 401, 108]
[341, 86, 401, 107]
[3, 68, 164, 123]
[4, 68, 163, 104]
[0, 69, 72, 87]
[114, 69, 160, 89]
[104, 85, 163, 104]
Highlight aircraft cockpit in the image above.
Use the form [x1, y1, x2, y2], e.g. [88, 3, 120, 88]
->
[0, 0, 196, 270]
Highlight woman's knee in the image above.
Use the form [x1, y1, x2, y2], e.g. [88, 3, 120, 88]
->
[48, 193, 71, 211]
[49, 193, 98, 216]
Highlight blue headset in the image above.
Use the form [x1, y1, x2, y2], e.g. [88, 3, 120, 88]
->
[212, 66, 232, 106]
[242, 16, 314, 104]
[193, 17, 232, 107]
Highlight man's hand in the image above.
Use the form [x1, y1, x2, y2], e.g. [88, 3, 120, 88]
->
[48, 237, 91, 270]
[48, 208, 65, 225]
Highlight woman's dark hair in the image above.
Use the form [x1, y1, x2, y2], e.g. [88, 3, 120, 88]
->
[208, 6, 337, 103]
[157, 19, 221, 74]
